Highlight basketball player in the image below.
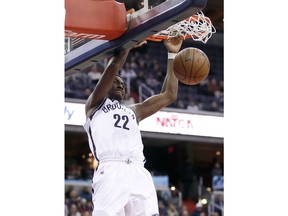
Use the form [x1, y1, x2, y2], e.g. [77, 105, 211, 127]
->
[83, 37, 183, 216]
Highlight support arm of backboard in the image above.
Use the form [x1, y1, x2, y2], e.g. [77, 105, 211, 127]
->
[65, 0, 207, 76]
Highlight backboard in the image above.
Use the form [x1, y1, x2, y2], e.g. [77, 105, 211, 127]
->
[65, 0, 207, 76]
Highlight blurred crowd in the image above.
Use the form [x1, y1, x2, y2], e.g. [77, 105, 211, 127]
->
[65, 42, 223, 113]
[65, 185, 222, 216]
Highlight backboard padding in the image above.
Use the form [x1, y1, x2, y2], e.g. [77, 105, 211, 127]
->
[65, 0, 207, 76]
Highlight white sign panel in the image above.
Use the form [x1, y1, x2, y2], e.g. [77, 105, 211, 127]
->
[139, 111, 224, 138]
[64, 102, 223, 138]
[64, 102, 86, 126]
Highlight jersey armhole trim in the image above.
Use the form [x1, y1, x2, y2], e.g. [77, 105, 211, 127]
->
[129, 106, 139, 125]
[89, 98, 107, 120]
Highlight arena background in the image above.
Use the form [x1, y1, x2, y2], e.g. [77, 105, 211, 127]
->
[64, 0, 224, 214]
[2, 0, 288, 215]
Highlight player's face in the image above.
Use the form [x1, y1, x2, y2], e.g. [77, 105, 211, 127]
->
[108, 76, 126, 101]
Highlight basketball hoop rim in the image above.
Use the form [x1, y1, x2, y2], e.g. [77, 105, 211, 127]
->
[145, 12, 216, 43]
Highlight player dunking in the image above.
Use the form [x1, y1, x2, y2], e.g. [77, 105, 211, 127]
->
[83, 37, 183, 216]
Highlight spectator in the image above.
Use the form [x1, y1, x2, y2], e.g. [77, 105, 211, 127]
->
[81, 210, 92, 216]
[121, 94, 136, 106]
[158, 200, 168, 216]
[211, 161, 223, 177]
[208, 77, 219, 94]
[77, 198, 92, 214]
[213, 194, 223, 216]
[120, 61, 137, 95]
[151, 60, 165, 81]
[65, 202, 69, 216]
[169, 189, 180, 208]
[186, 100, 200, 112]
[65, 68, 93, 99]
[68, 203, 81, 216]
[78, 186, 92, 202]
[85, 201, 93, 213]
[146, 73, 160, 91]
[135, 69, 146, 84]
[65, 185, 75, 199]
[66, 163, 81, 179]
[167, 203, 180, 216]
[157, 190, 169, 207]
[82, 88, 92, 100]
[214, 79, 223, 99]
[67, 189, 80, 207]
[87, 64, 102, 85]
[197, 79, 211, 96]
[209, 100, 220, 112]
[177, 99, 186, 109]
[137, 59, 147, 72]
[180, 205, 190, 216]
[191, 202, 203, 216]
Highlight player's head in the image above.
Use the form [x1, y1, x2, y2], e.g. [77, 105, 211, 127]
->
[107, 74, 126, 101]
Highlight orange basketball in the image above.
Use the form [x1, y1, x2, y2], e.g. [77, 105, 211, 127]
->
[173, 47, 210, 85]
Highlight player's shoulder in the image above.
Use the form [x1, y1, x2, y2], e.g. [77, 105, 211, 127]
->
[127, 104, 142, 123]
[86, 97, 109, 118]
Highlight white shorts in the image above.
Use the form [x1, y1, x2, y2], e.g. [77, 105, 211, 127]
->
[91, 158, 159, 216]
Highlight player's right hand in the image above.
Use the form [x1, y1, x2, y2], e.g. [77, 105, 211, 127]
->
[164, 37, 183, 53]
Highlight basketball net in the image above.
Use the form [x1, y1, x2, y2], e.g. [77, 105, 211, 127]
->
[146, 10, 216, 43]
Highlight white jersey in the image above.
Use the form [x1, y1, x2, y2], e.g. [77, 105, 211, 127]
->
[83, 98, 145, 163]
[83, 98, 159, 215]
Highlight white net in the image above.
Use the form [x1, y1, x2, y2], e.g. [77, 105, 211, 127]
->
[150, 10, 216, 43]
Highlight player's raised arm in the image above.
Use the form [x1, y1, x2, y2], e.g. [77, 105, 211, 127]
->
[160, 38, 183, 94]
[85, 48, 130, 118]
[85, 41, 147, 118]
[130, 37, 183, 122]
